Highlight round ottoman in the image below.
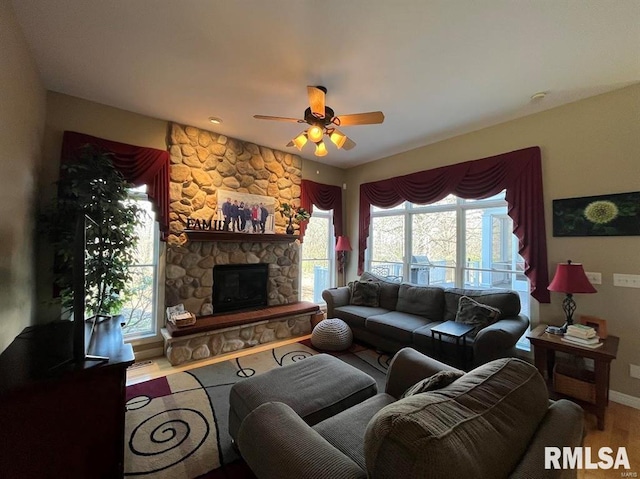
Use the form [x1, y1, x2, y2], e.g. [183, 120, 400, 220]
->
[311, 318, 353, 351]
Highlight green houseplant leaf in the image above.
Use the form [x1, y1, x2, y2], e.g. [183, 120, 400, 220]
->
[40, 145, 144, 317]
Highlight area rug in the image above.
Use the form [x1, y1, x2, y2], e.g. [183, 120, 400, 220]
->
[124, 340, 391, 478]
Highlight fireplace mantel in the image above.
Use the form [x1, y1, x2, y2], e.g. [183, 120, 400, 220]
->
[184, 230, 299, 242]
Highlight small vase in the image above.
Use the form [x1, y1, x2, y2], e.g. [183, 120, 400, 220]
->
[286, 217, 295, 235]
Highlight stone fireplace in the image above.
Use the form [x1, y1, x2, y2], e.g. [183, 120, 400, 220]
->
[166, 123, 304, 317]
[162, 123, 318, 365]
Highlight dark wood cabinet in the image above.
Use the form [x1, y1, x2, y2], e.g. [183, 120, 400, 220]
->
[0, 317, 134, 478]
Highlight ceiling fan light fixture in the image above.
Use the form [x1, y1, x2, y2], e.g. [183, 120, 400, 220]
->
[314, 140, 328, 157]
[307, 125, 324, 143]
[329, 129, 347, 149]
[255, 85, 384, 156]
[292, 132, 308, 150]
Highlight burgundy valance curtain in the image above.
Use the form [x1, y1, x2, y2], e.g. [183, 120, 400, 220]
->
[61, 131, 170, 239]
[358, 146, 550, 303]
[299, 180, 343, 242]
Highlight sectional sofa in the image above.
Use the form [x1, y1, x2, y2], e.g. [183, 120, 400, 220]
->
[322, 272, 529, 366]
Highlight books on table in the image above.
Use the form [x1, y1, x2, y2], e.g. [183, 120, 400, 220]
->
[566, 324, 596, 339]
[561, 334, 603, 348]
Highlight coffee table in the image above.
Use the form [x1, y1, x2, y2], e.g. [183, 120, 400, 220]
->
[430, 321, 474, 368]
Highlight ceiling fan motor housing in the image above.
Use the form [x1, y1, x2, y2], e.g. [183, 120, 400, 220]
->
[304, 106, 335, 125]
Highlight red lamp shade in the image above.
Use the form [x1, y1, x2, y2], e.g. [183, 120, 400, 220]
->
[335, 236, 352, 252]
[548, 261, 597, 294]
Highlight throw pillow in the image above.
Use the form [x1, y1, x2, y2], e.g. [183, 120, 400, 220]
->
[401, 370, 465, 398]
[350, 281, 381, 307]
[455, 295, 501, 338]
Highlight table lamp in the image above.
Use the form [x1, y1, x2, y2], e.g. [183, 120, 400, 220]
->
[547, 260, 596, 333]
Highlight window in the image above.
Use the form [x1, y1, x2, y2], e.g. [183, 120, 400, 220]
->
[300, 209, 335, 303]
[367, 192, 530, 317]
[120, 187, 160, 340]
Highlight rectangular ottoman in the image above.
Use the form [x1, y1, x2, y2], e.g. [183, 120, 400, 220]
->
[229, 353, 378, 441]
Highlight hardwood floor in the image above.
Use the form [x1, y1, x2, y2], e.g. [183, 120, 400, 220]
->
[579, 401, 640, 478]
[127, 341, 640, 476]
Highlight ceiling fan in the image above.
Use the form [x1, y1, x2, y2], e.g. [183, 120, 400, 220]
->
[254, 86, 384, 157]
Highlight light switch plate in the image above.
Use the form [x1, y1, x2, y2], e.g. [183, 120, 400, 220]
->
[585, 272, 601, 285]
[630, 364, 640, 379]
[613, 273, 640, 288]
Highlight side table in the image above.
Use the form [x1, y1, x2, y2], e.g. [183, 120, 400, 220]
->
[526, 324, 619, 430]
[430, 320, 474, 369]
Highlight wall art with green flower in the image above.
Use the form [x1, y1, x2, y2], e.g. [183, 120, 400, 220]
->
[553, 191, 640, 237]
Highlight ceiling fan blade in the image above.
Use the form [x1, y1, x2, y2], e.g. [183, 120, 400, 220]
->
[286, 140, 294, 147]
[342, 137, 356, 150]
[254, 115, 302, 123]
[307, 86, 326, 118]
[334, 111, 385, 126]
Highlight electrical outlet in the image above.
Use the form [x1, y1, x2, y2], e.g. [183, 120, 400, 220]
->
[630, 364, 640, 379]
[613, 273, 640, 288]
[585, 272, 601, 285]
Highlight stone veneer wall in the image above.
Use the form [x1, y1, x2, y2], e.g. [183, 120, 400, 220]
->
[166, 123, 304, 316]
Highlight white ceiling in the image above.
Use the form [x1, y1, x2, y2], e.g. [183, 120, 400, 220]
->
[11, 0, 640, 168]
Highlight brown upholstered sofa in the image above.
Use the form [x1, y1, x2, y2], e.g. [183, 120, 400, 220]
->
[237, 348, 584, 479]
[322, 272, 529, 367]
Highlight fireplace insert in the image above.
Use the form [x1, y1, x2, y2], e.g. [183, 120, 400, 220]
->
[212, 263, 269, 314]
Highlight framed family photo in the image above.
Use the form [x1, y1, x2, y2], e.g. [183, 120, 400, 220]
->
[217, 190, 276, 234]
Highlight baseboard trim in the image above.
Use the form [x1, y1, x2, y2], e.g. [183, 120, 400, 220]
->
[133, 346, 164, 361]
[609, 390, 640, 410]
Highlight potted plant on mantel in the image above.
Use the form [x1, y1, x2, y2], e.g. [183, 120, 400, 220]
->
[40, 145, 143, 319]
[280, 203, 311, 234]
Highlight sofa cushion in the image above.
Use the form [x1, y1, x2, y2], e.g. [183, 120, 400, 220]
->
[366, 312, 432, 343]
[314, 393, 396, 470]
[360, 272, 401, 310]
[364, 358, 549, 479]
[395, 284, 445, 320]
[443, 288, 520, 322]
[454, 295, 501, 338]
[334, 305, 391, 329]
[401, 370, 464, 398]
[350, 281, 381, 307]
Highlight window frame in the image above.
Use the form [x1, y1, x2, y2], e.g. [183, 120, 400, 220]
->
[121, 188, 162, 344]
[299, 208, 336, 304]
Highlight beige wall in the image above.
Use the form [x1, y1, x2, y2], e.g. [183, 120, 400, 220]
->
[345, 84, 640, 398]
[302, 157, 345, 186]
[0, 0, 46, 352]
[42, 92, 169, 199]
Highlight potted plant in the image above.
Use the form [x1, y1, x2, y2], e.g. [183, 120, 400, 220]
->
[40, 145, 143, 318]
[280, 203, 311, 234]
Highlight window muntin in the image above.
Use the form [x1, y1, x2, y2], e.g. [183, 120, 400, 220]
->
[300, 209, 334, 303]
